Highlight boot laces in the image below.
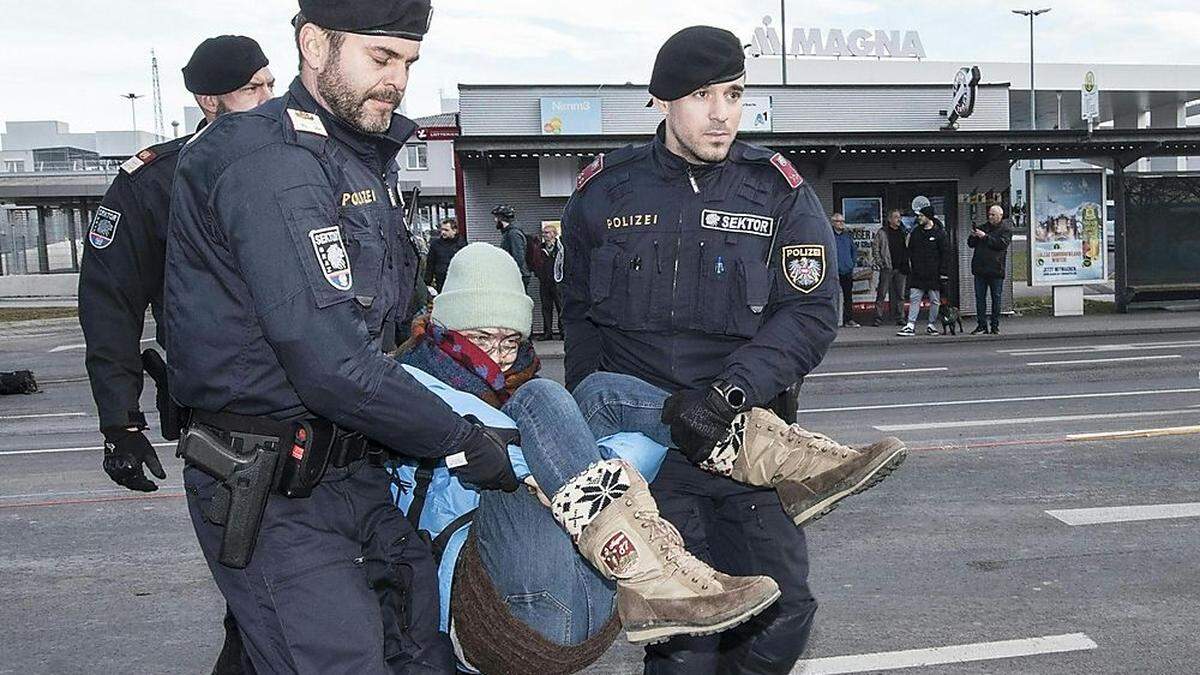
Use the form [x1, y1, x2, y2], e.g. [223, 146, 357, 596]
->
[634, 511, 716, 589]
[783, 424, 853, 459]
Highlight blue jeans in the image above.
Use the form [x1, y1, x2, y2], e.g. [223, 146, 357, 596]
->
[470, 379, 616, 646]
[974, 276, 1003, 329]
[574, 373, 817, 675]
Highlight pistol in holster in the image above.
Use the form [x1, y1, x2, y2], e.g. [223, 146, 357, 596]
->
[179, 413, 370, 568]
[179, 424, 283, 569]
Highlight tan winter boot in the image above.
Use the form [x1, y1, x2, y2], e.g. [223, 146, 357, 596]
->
[701, 409, 907, 527]
[551, 459, 781, 646]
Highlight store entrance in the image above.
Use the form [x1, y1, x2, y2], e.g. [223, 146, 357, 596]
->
[832, 180, 960, 308]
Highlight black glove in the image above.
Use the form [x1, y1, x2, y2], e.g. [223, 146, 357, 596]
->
[102, 428, 166, 492]
[447, 415, 520, 493]
[661, 387, 738, 463]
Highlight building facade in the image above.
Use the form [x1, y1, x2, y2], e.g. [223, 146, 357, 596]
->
[454, 82, 1016, 332]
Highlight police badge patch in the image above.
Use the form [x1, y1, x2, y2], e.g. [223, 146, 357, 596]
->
[782, 244, 825, 294]
[88, 206, 122, 249]
[308, 227, 353, 291]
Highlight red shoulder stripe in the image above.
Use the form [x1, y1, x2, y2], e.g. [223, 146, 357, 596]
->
[770, 153, 803, 189]
[576, 154, 605, 191]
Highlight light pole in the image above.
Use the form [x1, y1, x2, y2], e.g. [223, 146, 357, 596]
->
[120, 93, 144, 133]
[1012, 8, 1051, 131]
[780, 0, 788, 86]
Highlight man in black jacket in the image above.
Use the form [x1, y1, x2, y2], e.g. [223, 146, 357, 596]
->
[898, 206, 950, 336]
[528, 222, 564, 340]
[425, 217, 464, 292]
[493, 204, 531, 290]
[967, 205, 1013, 334]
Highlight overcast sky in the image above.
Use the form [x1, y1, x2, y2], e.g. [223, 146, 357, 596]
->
[2, 0, 1198, 135]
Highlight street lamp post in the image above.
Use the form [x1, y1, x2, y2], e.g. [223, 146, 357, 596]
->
[780, 0, 788, 86]
[1012, 8, 1051, 131]
[120, 93, 144, 133]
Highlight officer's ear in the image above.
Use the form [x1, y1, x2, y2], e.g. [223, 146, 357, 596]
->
[652, 97, 671, 116]
[298, 22, 333, 72]
[194, 94, 220, 121]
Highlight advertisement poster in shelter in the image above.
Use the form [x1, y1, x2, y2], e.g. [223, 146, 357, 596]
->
[841, 197, 882, 305]
[1028, 170, 1107, 286]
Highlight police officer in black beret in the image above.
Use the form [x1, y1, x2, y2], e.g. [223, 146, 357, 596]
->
[78, 35, 273, 675]
[165, 2, 518, 672]
[562, 26, 838, 674]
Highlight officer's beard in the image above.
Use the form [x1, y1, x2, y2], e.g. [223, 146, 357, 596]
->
[317, 63, 402, 135]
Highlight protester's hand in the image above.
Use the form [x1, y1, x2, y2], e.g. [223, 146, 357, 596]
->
[661, 387, 738, 463]
[973, 228, 987, 238]
[447, 416, 520, 492]
[102, 428, 166, 492]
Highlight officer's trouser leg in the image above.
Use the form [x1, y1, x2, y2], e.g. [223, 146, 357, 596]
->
[211, 605, 255, 675]
[185, 463, 452, 675]
[643, 452, 817, 675]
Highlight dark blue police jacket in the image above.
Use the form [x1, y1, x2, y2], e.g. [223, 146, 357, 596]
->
[79, 134, 188, 431]
[561, 125, 839, 406]
[164, 78, 470, 456]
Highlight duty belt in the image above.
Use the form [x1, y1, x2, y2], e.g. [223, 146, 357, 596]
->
[185, 409, 377, 468]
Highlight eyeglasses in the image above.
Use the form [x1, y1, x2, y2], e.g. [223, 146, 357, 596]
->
[461, 330, 523, 357]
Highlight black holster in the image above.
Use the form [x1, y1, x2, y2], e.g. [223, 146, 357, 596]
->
[769, 379, 803, 424]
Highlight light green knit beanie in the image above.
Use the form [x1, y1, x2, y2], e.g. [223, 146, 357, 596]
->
[431, 242, 534, 338]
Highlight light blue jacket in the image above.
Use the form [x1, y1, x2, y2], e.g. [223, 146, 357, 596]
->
[389, 366, 668, 633]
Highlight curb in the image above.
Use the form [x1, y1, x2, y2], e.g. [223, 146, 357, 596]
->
[534, 323, 1199, 360]
[829, 324, 1200, 349]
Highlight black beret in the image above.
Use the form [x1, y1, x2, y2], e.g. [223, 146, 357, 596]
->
[298, 0, 433, 40]
[648, 26, 745, 103]
[920, 205, 937, 220]
[182, 36, 269, 96]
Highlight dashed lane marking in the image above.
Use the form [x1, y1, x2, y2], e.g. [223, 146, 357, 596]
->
[1046, 502, 1200, 526]
[799, 387, 1200, 414]
[791, 633, 1098, 674]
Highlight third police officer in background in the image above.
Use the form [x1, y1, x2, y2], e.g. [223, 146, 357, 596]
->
[82, 35, 274, 492]
[562, 26, 839, 675]
[165, 1, 519, 671]
[78, 36, 273, 675]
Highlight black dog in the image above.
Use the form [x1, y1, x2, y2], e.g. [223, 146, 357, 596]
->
[940, 303, 964, 335]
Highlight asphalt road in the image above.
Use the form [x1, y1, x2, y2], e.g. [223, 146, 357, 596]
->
[2, 318, 1198, 674]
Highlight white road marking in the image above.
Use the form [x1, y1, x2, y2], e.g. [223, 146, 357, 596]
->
[0, 442, 175, 457]
[50, 337, 155, 353]
[1046, 503, 1200, 526]
[0, 485, 184, 500]
[808, 367, 948, 379]
[791, 633, 1098, 675]
[0, 412, 88, 421]
[1067, 425, 1200, 441]
[1026, 354, 1182, 367]
[799, 387, 1200, 414]
[875, 409, 1199, 432]
[1000, 340, 1200, 357]
[0, 332, 65, 341]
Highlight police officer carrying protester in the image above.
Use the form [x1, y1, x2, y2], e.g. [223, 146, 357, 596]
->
[165, 1, 519, 672]
[562, 26, 839, 674]
[79, 37, 272, 675]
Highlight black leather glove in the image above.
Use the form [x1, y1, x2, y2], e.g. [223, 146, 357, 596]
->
[661, 386, 739, 463]
[102, 428, 166, 492]
[447, 415, 520, 492]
